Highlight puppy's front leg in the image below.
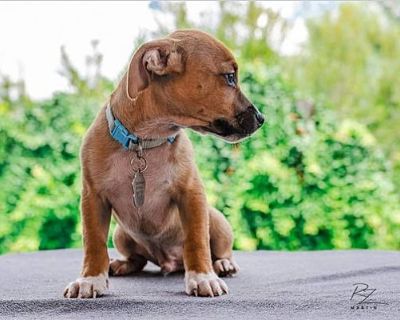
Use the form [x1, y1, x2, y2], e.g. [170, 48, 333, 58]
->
[177, 174, 228, 297]
[64, 183, 111, 298]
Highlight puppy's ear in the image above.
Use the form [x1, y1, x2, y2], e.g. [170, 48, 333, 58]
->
[126, 39, 185, 100]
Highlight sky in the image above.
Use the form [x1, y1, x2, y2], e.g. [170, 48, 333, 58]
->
[0, 1, 308, 99]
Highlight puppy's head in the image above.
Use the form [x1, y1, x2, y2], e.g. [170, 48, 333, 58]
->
[126, 29, 264, 142]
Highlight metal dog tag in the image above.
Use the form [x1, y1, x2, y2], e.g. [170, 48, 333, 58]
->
[132, 171, 145, 207]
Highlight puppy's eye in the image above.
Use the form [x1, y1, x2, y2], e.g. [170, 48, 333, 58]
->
[223, 73, 236, 87]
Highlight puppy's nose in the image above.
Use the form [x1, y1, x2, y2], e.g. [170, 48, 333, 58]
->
[248, 105, 265, 127]
[255, 111, 265, 126]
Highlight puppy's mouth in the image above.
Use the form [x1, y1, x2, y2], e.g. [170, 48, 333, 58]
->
[191, 119, 254, 143]
[189, 106, 265, 143]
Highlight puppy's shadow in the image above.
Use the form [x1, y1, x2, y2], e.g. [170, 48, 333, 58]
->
[114, 269, 184, 279]
[109, 258, 184, 279]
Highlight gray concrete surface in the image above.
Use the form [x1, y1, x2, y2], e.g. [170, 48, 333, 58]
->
[0, 249, 399, 319]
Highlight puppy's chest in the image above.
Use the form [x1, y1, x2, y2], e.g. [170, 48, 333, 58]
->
[101, 147, 177, 227]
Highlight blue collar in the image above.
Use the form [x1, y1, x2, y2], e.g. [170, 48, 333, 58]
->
[105, 104, 176, 150]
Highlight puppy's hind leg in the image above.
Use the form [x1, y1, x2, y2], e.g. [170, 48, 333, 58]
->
[209, 206, 240, 277]
[109, 225, 147, 276]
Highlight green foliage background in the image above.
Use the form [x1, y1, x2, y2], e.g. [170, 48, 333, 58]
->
[0, 2, 399, 253]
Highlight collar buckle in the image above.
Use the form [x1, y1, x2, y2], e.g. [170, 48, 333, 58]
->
[111, 119, 139, 149]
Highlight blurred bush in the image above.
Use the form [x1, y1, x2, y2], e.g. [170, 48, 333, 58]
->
[0, 92, 102, 252]
[0, 44, 113, 253]
[285, 3, 400, 190]
[0, 1, 399, 254]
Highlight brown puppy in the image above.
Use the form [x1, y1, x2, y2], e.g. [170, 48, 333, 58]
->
[64, 30, 264, 299]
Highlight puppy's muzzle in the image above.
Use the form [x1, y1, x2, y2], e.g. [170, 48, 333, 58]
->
[236, 105, 264, 132]
[211, 105, 264, 137]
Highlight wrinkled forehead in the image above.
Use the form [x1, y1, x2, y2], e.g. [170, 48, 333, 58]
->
[187, 43, 237, 74]
[169, 31, 237, 74]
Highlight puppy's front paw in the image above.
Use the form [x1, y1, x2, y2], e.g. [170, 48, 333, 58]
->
[63, 272, 108, 299]
[185, 271, 228, 297]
